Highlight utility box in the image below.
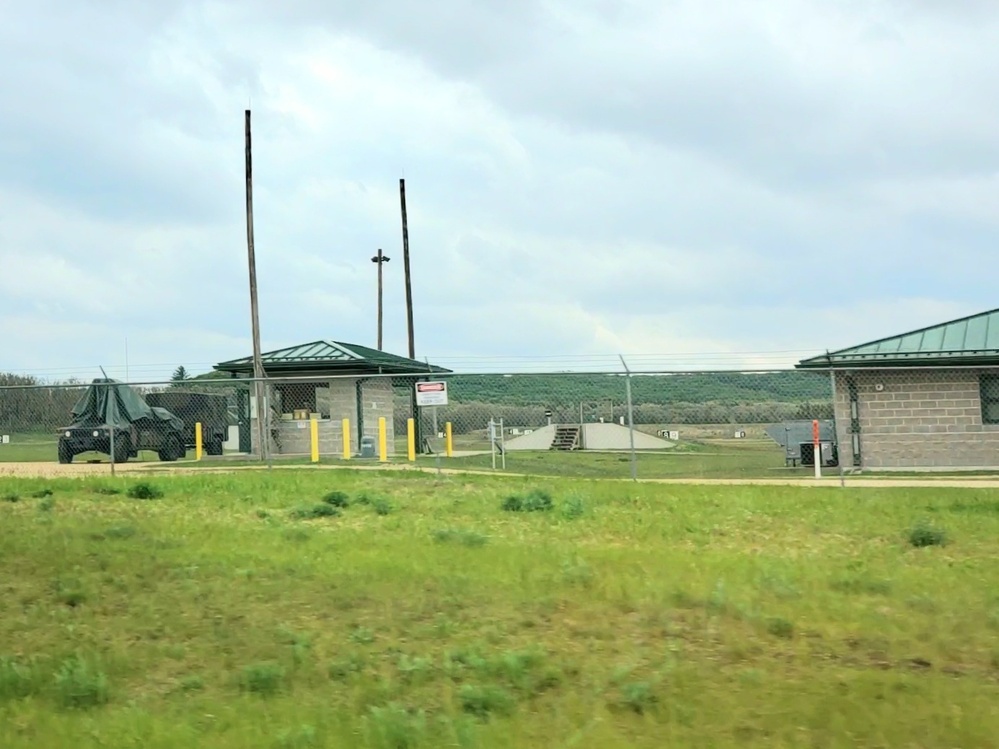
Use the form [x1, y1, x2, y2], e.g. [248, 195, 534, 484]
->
[800, 441, 838, 467]
[359, 436, 377, 458]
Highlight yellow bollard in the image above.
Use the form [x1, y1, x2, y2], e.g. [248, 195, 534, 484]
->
[195, 422, 203, 461]
[445, 422, 453, 458]
[407, 418, 416, 461]
[342, 418, 351, 460]
[310, 417, 319, 463]
[378, 417, 388, 462]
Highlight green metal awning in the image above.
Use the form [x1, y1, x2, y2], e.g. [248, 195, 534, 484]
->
[797, 308, 999, 369]
[214, 340, 452, 376]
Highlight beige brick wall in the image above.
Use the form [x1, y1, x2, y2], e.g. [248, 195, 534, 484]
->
[833, 368, 999, 469]
[249, 378, 399, 457]
[360, 379, 396, 449]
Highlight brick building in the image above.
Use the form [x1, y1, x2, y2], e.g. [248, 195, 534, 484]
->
[214, 340, 450, 457]
[796, 308, 999, 471]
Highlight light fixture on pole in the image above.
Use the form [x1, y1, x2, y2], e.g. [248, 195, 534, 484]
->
[371, 249, 391, 350]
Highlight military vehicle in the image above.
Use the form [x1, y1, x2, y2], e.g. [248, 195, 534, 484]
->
[56, 378, 186, 463]
[145, 390, 232, 456]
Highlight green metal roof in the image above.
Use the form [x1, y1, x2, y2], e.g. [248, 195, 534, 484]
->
[214, 340, 451, 376]
[797, 307, 999, 369]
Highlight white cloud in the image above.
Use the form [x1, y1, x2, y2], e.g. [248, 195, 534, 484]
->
[1, 0, 998, 380]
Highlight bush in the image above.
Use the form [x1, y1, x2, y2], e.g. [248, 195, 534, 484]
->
[322, 491, 350, 508]
[502, 489, 554, 513]
[501, 495, 523, 512]
[766, 617, 795, 639]
[289, 504, 341, 520]
[54, 655, 110, 710]
[909, 523, 947, 548]
[458, 684, 516, 718]
[365, 703, 427, 749]
[0, 656, 43, 701]
[1, 493, 19, 503]
[239, 662, 285, 697]
[127, 482, 163, 500]
[524, 489, 554, 512]
[618, 681, 657, 714]
[371, 498, 393, 516]
[560, 496, 586, 520]
[31, 488, 54, 498]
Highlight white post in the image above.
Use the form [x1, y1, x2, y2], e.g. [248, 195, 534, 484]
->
[813, 419, 822, 480]
[500, 417, 506, 470]
[489, 419, 496, 470]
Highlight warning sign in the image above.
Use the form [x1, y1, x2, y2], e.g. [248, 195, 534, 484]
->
[415, 381, 449, 407]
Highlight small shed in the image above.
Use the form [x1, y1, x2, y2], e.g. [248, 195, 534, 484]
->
[214, 340, 450, 457]
[796, 308, 999, 470]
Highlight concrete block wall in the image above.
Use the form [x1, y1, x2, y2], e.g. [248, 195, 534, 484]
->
[272, 420, 344, 456]
[316, 379, 361, 450]
[833, 368, 999, 469]
[360, 379, 396, 449]
[247, 377, 399, 457]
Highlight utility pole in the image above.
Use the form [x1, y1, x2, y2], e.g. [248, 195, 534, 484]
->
[371, 249, 391, 350]
[245, 109, 268, 462]
[399, 178, 415, 358]
[399, 178, 421, 453]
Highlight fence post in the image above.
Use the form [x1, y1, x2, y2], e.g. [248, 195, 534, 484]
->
[310, 417, 319, 463]
[378, 417, 388, 462]
[830, 370, 845, 487]
[619, 356, 637, 482]
[407, 418, 416, 461]
[195, 422, 203, 461]
[445, 422, 453, 457]
[489, 418, 497, 470]
[500, 417, 506, 470]
[812, 419, 822, 480]
[342, 418, 351, 460]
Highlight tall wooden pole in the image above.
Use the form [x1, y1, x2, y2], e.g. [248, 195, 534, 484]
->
[399, 178, 415, 359]
[399, 178, 422, 453]
[371, 249, 390, 350]
[245, 109, 268, 462]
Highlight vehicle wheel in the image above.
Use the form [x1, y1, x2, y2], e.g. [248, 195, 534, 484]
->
[158, 435, 184, 462]
[112, 436, 130, 464]
[58, 440, 74, 464]
[207, 438, 224, 456]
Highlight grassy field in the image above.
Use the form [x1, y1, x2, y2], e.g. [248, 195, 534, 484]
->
[1, 470, 998, 747]
[0, 434, 180, 464]
[433, 441, 803, 479]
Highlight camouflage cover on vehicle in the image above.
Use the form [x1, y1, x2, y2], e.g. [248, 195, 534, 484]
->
[145, 390, 234, 425]
[68, 378, 184, 431]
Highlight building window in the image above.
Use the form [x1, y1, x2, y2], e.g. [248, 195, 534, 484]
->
[980, 374, 999, 424]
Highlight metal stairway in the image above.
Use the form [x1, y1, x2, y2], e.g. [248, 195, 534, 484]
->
[550, 425, 581, 451]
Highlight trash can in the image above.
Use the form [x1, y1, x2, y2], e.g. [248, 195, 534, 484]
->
[359, 436, 376, 458]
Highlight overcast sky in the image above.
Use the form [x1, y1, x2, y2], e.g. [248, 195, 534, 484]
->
[2, 0, 998, 380]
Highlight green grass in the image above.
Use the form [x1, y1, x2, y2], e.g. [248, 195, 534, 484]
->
[1, 470, 998, 747]
[424, 441, 804, 479]
[0, 434, 191, 464]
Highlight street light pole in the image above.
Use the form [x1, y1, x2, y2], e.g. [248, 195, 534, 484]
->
[371, 249, 391, 350]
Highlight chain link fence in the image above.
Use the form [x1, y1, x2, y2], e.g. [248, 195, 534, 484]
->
[3, 365, 997, 480]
